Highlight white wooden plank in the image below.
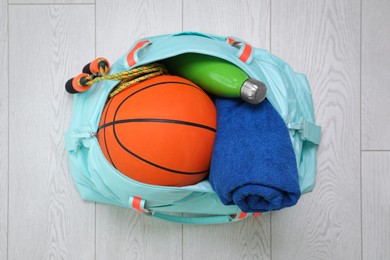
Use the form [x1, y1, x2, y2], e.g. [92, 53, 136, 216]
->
[95, 1, 183, 259]
[96, 205, 182, 260]
[183, 0, 270, 50]
[183, 217, 271, 260]
[96, 0, 183, 63]
[361, 0, 390, 150]
[182, 1, 271, 259]
[271, 1, 361, 259]
[0, 0, 8, 259]
[9, 5, 95, 259]
[362, 152, 390, 260]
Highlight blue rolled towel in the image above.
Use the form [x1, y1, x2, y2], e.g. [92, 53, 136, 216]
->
[209, 98, 301, 213]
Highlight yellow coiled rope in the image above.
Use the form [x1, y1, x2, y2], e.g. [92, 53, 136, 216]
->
[83, 63, 168, 98]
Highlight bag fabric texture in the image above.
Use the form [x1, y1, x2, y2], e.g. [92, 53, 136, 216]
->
[64, 31, 321, 224]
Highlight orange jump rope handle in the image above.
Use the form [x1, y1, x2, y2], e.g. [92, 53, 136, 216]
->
[82, 57, 110, 75]
[65, 73, 92, 94]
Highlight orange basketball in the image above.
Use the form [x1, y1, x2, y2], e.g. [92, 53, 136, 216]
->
[97, 75, 217, 186]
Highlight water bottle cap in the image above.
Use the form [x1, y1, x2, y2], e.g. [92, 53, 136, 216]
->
[240, 78, 267, 104]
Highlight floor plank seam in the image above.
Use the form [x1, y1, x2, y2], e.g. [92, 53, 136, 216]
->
[8, 2, 95, 6]
[360, 0, 363, 259]
[6, 0, 10, 259]
[361, 150, 390, 152]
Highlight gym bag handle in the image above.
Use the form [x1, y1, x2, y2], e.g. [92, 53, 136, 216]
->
[172, 32, 254, 64]
[126, 32, 254, 69]
[126, 39, 152, 68]
[148, 210, 262, 225]
[172, 31, 224, 41]
[149, 212, 233, 225]
[129, 196, 260, 225]
[226, 37, 254, 63]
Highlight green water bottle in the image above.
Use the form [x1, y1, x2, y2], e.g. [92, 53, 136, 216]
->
[163, 53, 267, 104]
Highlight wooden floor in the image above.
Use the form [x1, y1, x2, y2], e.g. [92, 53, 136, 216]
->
[1, 0, 389, 259]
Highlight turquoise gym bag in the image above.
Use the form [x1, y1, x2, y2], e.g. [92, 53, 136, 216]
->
[64, 32, 321, 224]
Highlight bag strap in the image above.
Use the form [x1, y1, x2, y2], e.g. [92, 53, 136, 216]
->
[172, 33, 254, 64]
[124, 32, 255, 69]
[126, 39, 152, 68]
[64, 130, 95, 151]
[150, 212, 233, 225]
[226, 37, 254, 64]
[288, 118, 321, 145]
[128, 196, 261, 225]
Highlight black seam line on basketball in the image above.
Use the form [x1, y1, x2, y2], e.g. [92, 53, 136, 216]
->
[103, 97, 116, 168]
[95, 81, 200, 134]
[113, 80, 204, 125]
[115, 141, 209, 175]
[98, 118, 216, 132]
[111, 121, 210, 174]
[95, 80, 205, 134]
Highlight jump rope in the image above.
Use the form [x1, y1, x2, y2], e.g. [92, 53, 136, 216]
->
[65, 58, 168, 98]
